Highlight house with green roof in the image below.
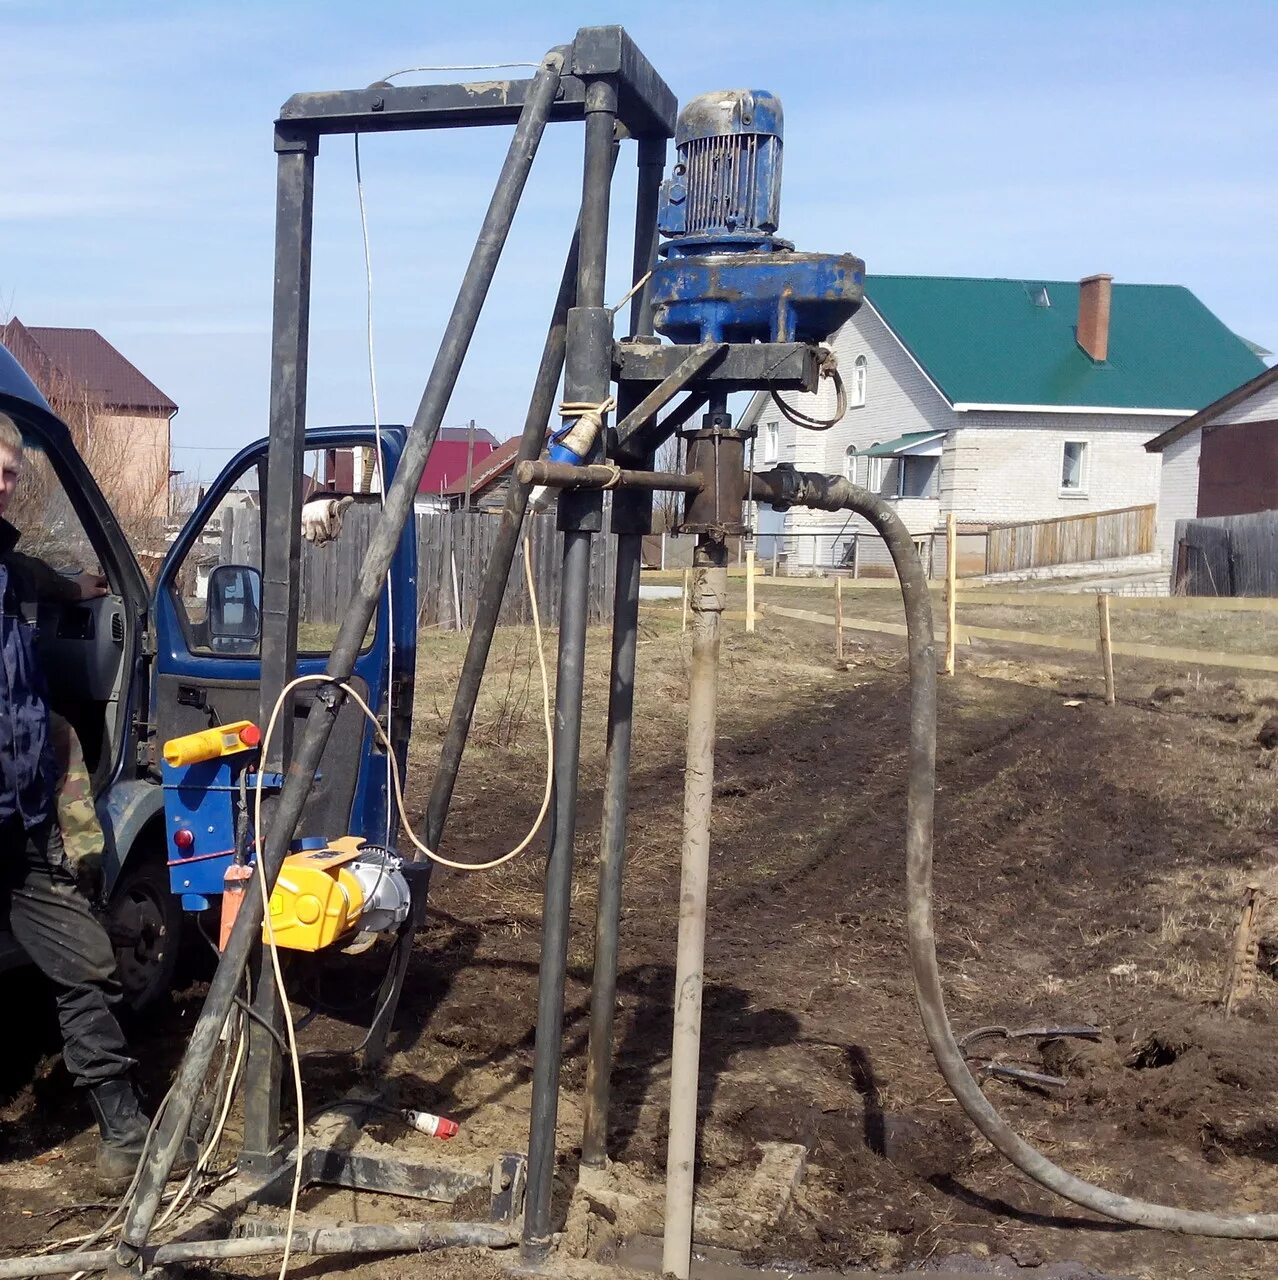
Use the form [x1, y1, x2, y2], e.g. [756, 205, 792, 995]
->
[739, 273, 1265, 575]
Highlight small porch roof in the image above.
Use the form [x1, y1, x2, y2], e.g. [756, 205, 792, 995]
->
[859, 430, 946, 458]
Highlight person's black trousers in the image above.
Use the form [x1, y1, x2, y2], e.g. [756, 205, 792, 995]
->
[0, 815, 135, 1085]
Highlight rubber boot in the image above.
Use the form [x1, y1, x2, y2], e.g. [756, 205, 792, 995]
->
[87, 1076, 151, 1188]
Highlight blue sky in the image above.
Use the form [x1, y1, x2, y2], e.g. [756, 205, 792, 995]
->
[3, 1, 1275, 484]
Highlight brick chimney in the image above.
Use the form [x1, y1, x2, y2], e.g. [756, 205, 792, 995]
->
[1076, 273, 1113, 363]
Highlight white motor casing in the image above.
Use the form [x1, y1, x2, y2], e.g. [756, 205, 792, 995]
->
[347, 853, 411, 934]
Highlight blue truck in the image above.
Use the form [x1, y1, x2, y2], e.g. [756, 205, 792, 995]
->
[0, 340, 414, 1008]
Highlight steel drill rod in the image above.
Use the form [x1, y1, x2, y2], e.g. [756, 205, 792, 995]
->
[523, 530, 594, 1251]
[523, 74, 618, 1261]
[612, 341, 725, 450]
[515, 460, 703, 492]
[626, 134, 666, 339]
[362, 163, 614, 1068]
[663, 542, 728, 1280]
[3, 1221, 513, 1277]
[422, 141, 620, 856]
[243, 138, 315, 1168]
[116, 50, 565, 1261]
[580, 532, 643, 1167]
[581, 132, 665, 1171]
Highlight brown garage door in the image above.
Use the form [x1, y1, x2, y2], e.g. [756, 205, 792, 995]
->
[1199, 419, 1278, 517]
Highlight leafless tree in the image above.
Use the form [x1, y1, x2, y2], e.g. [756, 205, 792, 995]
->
[651, 434, 683, 533]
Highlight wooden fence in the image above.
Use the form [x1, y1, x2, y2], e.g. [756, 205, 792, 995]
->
[986, 504, 1156, 574]
[225, 505, 618, 632]
[1174, 510, 1278, 597]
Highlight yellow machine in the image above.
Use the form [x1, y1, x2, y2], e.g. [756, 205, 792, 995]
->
[263, 837, 411, 952]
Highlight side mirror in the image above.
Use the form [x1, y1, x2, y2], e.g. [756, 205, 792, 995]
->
[207, 564, 262, 653]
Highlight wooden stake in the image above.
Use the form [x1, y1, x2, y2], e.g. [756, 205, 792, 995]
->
[771, 540, 780, 578]
[834, 576, 844, 660]
[1223, 883, 1264, 1015]
[944, 512, 957, 676]
[745, 545, 756, 634]
[1097, 593, 1116, 705]
[681, 568, 690, 634]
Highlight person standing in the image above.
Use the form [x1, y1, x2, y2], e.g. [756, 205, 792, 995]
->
[0, 411, 151, 1186]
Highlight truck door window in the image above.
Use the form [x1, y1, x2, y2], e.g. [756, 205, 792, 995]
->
[167, 461, 264, 655]
[167, 449, 376, 657]
[11, 433, 103, 578]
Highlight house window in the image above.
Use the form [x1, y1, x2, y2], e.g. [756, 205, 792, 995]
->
[898, 455, 939, 499]
[866, 451, 885, 491]
[762, 421, 780, 464]
[843, 444, 857, 481]
[1061, 440, 1088, 493]
[849, 355, 868, 408]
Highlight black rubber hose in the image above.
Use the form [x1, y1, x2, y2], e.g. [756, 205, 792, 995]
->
[755, 469, 1278, 1239]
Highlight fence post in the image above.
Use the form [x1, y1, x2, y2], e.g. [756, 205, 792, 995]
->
[1097, 593, 1116, 706]
[681, 568, 690, 634]
[745, 543, 756, 635]
[834, 576, 844, 661]
[771, 540, 779, 578]
[945, 512, 957, 676]
[661, 532, 667, 571]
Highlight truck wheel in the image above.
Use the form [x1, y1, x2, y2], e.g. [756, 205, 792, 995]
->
[105, 846, 181, 1011]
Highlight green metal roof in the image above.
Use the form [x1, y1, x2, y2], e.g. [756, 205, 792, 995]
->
[865, 275, 1266, 411]
[861, 431, 945, 456]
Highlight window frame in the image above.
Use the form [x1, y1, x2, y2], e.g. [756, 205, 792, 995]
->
[842, 444, 857, 482]
[866, 451, 885, 492]
[849, 354, 868, 409]
[1060, 439, 1090, 496]
[897, 454, 940, 500]
[762, 420, 780, 465]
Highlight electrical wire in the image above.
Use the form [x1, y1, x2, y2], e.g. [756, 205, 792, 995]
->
[769, 347, 846, 431]
[373, 61, 538, 84]
[247, 532, 551, 1275]
[44, 1001, 246, 1273]
[256, 535, 552, 877]
[353, 132, 396, 848]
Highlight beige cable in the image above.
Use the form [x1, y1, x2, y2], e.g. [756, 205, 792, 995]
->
[248, 534, 552, 1274]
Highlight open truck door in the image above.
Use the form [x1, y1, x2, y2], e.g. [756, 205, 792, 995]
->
[0, 344, 163, 1000]
[151, 426, 416, 912]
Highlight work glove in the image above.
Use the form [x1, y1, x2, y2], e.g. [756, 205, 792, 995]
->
[301, 495, 355, 545]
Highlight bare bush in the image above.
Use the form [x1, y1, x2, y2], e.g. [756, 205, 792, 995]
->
[7, 354, 171, 569]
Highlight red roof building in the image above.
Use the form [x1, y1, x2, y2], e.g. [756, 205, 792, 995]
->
[2, 317, 177, 523]
[417, 426, 499, 497]
[2, 319, 177, 414]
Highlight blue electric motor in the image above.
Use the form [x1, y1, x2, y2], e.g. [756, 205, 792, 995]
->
[649, 90, 864, 345]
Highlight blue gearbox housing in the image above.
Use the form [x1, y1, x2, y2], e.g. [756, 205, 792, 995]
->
[649, 89, 864, 345]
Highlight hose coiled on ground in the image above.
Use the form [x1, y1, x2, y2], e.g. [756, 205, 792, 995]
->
[756, 468, 1278, 1239]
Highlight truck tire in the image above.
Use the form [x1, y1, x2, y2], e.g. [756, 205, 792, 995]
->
[105, 843, 182, 1012]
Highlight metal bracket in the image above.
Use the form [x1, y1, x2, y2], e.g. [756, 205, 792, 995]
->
[614, 339, 820, 396]
[489, 1152, 528, 1225]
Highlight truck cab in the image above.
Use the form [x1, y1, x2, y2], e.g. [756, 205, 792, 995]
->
[0, 343, 415, 1008]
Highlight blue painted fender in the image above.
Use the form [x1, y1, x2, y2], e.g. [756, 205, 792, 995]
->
[100, 779, 166, 896]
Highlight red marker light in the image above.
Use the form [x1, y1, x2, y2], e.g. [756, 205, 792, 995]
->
[239, 724, 262, 748]
[174, 828, 195, 855]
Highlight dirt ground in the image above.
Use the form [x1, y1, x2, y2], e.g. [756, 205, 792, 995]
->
[3, 592, 1278, 1279]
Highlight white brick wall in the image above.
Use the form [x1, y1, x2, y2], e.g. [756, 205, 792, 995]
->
[1146, 373, 1278, 572]
[954, 412, 1165, 524]
[737, 302, 1188, 563]
[1155, 430, 1200, 567]
[1214, 378, 1278, 425]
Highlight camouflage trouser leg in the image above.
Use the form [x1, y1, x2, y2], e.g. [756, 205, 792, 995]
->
[48, 712, 105, 886]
